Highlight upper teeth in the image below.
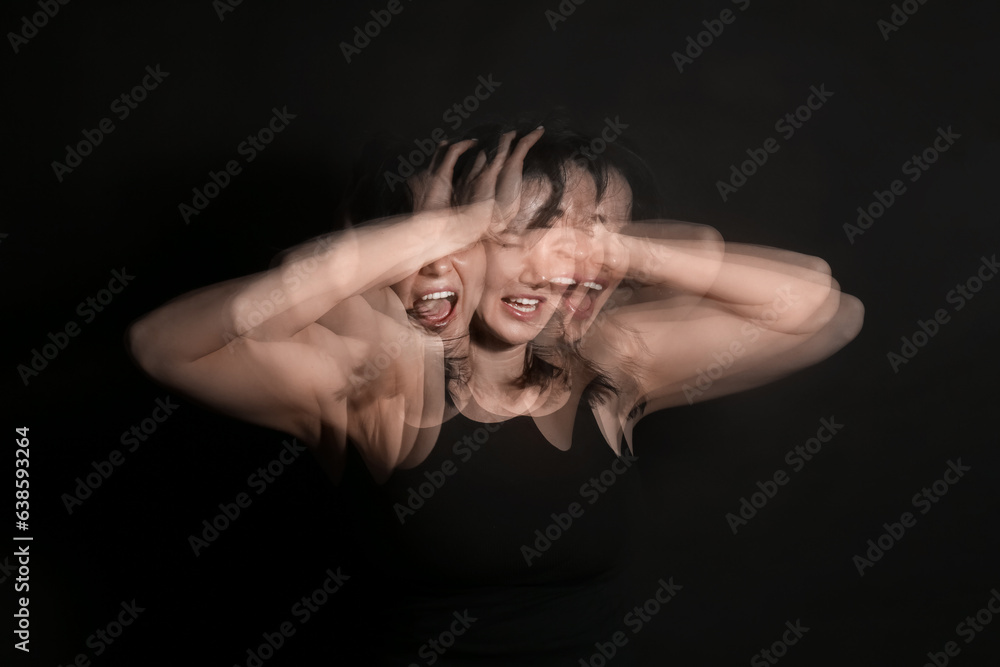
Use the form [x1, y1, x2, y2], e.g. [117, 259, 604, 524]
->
[582, 282, 603, 291]
[505, 297, 539, 313]
[550, 277, 576, 286]
[421, 291, 455, 301]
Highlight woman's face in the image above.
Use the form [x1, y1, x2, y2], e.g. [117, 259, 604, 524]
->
[559, 169, 633, 340]
[390, 242, 486, 341]
[474, 165, 604, 347]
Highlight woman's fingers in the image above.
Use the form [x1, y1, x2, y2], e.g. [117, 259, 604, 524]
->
[458, 131, 514, 204]
[436, 138, 477, 177]
[465, 149, 489, 189]
[410, 139, 479, 211]
[505, 126, 545, 169]
[452, 128, 544, 229]
[490, 131, 517, 173]
[495, 127, 544, 213]
[426, 140, 448, 173]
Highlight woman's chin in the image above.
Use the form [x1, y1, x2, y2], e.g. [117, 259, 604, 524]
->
[475, 311, 552, 349]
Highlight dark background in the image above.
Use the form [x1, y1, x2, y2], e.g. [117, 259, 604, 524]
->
[4, 0, 999, 665]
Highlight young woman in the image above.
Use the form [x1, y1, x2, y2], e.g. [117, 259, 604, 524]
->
[128, 130, 541, 482]
[128, 122, 862, 664]
[340, 124, 863, 665]
[436, 124, 863, 453]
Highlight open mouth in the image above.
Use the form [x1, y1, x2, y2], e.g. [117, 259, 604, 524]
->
[502, 296, 540, 313]
[562, 278, 606, 320]
[500, 295, 546, 320]
[410, 290, 459, 328]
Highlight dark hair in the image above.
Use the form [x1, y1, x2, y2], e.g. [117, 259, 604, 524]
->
[337, 116, 664, 410]
[447, 117, 661, 407]
[450, 118, 612, 231]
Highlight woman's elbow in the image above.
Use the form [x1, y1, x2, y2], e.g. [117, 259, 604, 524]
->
[800, 290, 864, 346]
[834, 293, 865, 345]
[126, 316, 168, 379]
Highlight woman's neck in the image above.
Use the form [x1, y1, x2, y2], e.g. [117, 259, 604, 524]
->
[450, 335, 533, 415]
[469, 338, 527, 384]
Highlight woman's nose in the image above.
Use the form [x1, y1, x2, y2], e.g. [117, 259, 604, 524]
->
[574, 233, 607, 277]
[418, 255, 456, 277]
[520, 229, 581, 287]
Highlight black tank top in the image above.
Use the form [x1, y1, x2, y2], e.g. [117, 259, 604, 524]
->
[339, 400, 641, 665]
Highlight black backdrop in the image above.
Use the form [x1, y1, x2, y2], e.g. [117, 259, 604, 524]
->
[5, 1, 999, 665]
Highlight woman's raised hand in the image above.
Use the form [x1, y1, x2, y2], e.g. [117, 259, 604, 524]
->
[407, 139, 478, 212]
[453, 127, 545, 237]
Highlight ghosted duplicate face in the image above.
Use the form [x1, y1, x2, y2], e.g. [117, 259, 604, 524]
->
[558, 169, 633, 341]
[391, 243, 486, 342]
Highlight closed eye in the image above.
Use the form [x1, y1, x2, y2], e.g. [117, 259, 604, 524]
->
[487, 237, 523, 250]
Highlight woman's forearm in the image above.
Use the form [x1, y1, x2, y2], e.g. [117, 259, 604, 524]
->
[619, 223, 836, 334]
[229, 204, 489, 339]
[128, 204, 489, 373]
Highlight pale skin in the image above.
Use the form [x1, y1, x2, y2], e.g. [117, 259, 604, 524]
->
[127, 130, 544, 481]
[453, 161, 863, 453]
[128, 127, 863, 481]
